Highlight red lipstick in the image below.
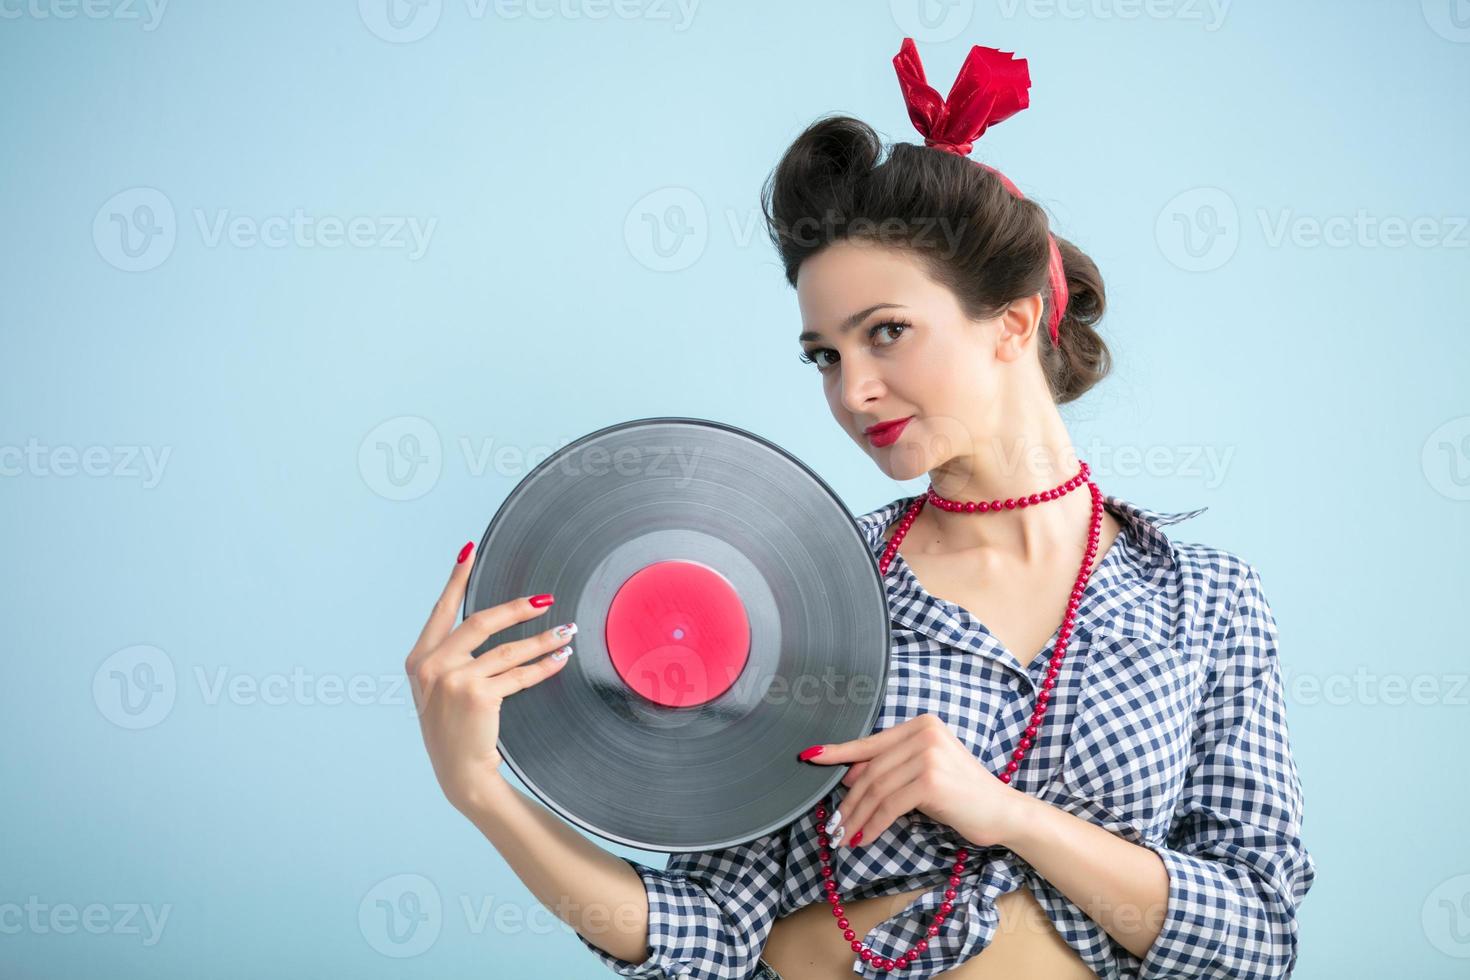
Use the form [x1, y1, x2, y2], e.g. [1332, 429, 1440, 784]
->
[865, 416, 913, 448]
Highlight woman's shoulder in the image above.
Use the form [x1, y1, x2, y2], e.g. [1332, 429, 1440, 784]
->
[1100, 494, 1267, 609]
[1066, 493, 1281, 662]
[1166, 537, 1274, 625]
[1162, 538, 1282, 674]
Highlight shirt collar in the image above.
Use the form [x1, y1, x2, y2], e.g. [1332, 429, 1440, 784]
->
[1100, 495, 1209, 571]
[854, 492, 1206, 564]
[854, 491, 1208, 664]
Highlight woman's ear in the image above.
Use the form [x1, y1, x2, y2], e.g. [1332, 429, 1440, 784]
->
[994, 292, 1046, 363]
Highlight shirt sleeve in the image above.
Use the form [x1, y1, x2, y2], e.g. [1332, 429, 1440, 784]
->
[575, 826, 790, 979]
[1132, 565, 1317, 979]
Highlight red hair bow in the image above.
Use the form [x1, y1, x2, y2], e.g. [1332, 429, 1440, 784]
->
[891, 37, 1069, 347]
[892, 37, 1031, 156]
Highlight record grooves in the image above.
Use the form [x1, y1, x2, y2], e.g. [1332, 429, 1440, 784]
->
[463, 417, 890, 852]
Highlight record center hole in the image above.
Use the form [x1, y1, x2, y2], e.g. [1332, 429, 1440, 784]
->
[672, 628, 684, 640]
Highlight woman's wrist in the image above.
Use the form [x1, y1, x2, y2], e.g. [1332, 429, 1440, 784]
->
[983, 786, 1049, 853]
[454, 772, 519, 829]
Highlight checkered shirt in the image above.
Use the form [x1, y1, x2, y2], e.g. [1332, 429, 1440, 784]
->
[577, 492, 1316, 979]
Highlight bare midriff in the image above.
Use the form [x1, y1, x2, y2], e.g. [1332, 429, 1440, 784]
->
[759, 882, 1098, 978]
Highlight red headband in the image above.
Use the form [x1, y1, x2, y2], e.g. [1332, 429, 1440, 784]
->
[892, 37, 1069, 348]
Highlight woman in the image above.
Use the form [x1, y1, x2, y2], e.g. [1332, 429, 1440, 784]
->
[406, 39, 1314, 980]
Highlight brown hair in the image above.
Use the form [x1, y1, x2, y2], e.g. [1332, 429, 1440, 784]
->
[759, 114, 1110, 404]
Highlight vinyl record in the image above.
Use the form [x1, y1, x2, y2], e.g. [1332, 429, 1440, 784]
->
[462, 417, 890, 852]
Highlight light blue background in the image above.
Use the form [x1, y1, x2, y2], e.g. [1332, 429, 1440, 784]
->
[2, 1, 1468, 976]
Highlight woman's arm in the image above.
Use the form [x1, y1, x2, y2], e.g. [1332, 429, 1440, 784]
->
[994, 791, 1169, 959]
[465, 775, 791, 979]
[968, 565, 1316, 979]
[462, 778, 654, 965]
[406, 549, 789, 977]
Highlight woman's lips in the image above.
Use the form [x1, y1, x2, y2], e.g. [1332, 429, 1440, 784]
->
[866, 417, 913, 447]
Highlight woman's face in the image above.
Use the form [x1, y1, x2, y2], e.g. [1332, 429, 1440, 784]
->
[796, 239, 1039, 482]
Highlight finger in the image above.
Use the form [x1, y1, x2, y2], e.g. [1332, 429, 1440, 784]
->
[420, 592, 557, 678]
[834, 742, 921, 839]
[824, 763, 868, 847]
[408, 540, 480, 670]
[488, 642, 576, 697]
[449, 619, 577, 680]
[840, 719, 954, 840]
[846, 759, 926, 848]
[799, 718, 918, 765]
[838, 752, 923, 847]
[412, 614, 569, 717]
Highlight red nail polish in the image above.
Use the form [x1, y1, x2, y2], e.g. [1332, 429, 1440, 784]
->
[530, 594, 555, 608]
[798, 745, 824, 762]
[456, 542, 474, 564]
[851, 830, 863, 846]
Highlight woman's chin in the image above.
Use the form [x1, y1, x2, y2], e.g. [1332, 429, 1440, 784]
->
[873, 444, 929, 482]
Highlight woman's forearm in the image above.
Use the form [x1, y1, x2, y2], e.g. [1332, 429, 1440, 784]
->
[461, 779, 652, 965]
[989, 792, 1169, 961]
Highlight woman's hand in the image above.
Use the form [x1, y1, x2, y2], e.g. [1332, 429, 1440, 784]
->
[799, 713, 1032, 850]
[405, 542, 575, 815]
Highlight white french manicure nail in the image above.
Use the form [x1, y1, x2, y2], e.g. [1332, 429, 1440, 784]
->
[831, 825, 845, 845]
[551, 645, 573, 660]
[555, 622, 578, 639]
[830, 808, 842, 828]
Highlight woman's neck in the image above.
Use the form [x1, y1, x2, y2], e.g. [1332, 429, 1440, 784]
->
[913, 429, 1090, 562]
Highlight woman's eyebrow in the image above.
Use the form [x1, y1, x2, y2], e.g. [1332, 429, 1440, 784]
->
[799, 303, 906, 343]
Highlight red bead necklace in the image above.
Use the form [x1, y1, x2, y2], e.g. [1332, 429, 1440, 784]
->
[812, 461, 1101, 972]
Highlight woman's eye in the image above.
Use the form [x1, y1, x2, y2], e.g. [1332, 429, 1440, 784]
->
[873, 321, 908, 345]
[797, 320, 909, 371]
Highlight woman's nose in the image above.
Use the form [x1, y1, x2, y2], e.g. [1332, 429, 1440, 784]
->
[839, 368, 883, 415]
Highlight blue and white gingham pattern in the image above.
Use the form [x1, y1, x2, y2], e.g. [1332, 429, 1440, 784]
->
[577, 493, 1316, 979]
